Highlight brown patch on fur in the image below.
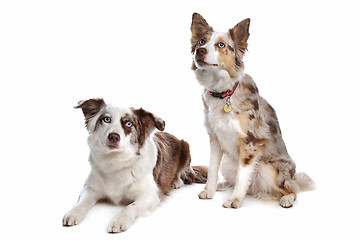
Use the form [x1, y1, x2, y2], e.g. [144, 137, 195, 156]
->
[227, 18, 250, 74]
[268, 120, 278, 134]
[75, 98, 106, 129]
[216, 37, 238, 78]
[251, 99, 259, 111]
[190, 14, 213, 53]
[243, 154, 254, 165]
[265, 162, 296, 202]
[245, 131, 262, 145]
[229, 18, 250, 54]
[272, 159, 298, 199]
[120, 114, 136, 136]
[191, 13, 213, 53]
[241, 82, 258, 94]
[190, 13, 213, 70]
[239, 139, 255, 166]
[153, 132, 183, 195]
[191, 166, 208, 183]
[237, 113, 250, 136]
[132, 108, 165, 148]
[153, 133, 204, 195]
[271, 164, 288, 198]
[239, 130, 266, 167]
[94, 114, 106, 132]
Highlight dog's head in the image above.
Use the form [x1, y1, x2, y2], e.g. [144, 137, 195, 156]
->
[75, 98, 165, 156]
[190, 13, 250, 80]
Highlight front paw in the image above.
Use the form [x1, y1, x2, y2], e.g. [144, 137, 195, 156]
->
[198, 188, 215, 199]
[222, 197, 242, 209]
[107, 215, 134, 233]
[63, 209, 85, 226]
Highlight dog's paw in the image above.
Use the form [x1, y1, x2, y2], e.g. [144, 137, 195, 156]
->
[222, 197, 242, 209]
[172, 178, 184, 189]
[198, 188, 215, 199]
[62, 209, 85, 226]
[107, 215, 134, 233]
[280, 195, 295, 208]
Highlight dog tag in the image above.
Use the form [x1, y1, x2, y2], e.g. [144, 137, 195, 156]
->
[224, 104, 232, 113]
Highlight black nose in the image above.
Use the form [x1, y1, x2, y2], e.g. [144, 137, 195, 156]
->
[196, 47, 207, 57]
[108, 132, 120, 142]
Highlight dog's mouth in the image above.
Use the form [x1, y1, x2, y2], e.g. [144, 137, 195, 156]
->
[196, 59, 218, 67]
[107, 142, 119, 149]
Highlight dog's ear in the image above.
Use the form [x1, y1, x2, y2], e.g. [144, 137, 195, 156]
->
[190, 13, 213, 70]
[190, 13, 213, 52]
[75, 98, 106, 128]
[191, 13, 213, 38]
[133, 108, 165, 134]
[229, 18, 250, 53]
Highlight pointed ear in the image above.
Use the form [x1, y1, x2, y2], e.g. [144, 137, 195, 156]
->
[133, 108, 165, 134]
[229, 18, 250, 53]
[191, 13, 213, 41]
[75, 98, 106, 127]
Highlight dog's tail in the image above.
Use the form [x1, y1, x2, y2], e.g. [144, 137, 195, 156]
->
[294, 172, 315, 191]
[178, 140, 208, 184]
[192, 165, 208, 184]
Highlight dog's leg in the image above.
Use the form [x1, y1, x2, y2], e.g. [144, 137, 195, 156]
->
[108, 192, 160, 233]
[198, 136, 222, 199]
[222, 139, 259, 208]
[63, 187, 98, 226]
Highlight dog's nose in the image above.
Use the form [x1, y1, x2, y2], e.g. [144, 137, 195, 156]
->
[196, 48, 207, 57]
[108, 132, 120, 142]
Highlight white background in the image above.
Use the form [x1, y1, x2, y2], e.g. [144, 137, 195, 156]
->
[1, 0, 359, 239]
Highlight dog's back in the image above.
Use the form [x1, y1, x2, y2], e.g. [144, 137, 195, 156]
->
[153, 132, 207, 195]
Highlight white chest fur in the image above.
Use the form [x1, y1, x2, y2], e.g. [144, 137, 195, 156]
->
[204, 94, 245, 159]
[87, 141, 158, 204]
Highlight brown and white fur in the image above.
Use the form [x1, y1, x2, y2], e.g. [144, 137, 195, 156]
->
[191, 13, 314, 208]
[62, 98, 207, 233]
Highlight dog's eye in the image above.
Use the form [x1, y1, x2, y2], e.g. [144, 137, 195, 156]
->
[125, 122, 132, 128]
[103, 117, 111, 123]
[218, 42, 225, 48]
[199, 39, 205, 45]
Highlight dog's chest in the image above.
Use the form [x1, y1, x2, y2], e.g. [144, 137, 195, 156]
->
[103, 170, 136, 203]
[205, 99, 244, 157]
[90, 165, 145, 204]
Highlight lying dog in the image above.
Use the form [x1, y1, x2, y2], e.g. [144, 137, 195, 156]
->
[190, 13, 314, 208]
[63, 98, 207, 232]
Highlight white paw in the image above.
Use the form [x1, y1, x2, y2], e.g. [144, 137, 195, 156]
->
[222, 197, 242, 209]
[172, 178, 184, 189]
[198, 188, 215, 199]
[107, 215, 134, 233]
[280, 195, 295, 208]
[63, 209, 85, 226]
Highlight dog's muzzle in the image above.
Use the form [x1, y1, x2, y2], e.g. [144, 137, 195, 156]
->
[107, 132, 120, 149]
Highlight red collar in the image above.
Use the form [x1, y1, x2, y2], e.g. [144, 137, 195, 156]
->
[208, 81, 239, 99]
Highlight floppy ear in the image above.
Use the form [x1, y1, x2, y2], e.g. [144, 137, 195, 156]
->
[229, 18, 250, 53]
[133, 108, 165, 135]
[75, 98, 106, 128]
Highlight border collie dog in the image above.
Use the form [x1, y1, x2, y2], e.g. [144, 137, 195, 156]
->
[190, 13, 314, 208]
[63, 98, 207, 233]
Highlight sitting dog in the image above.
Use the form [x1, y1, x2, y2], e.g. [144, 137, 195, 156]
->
[190, 13, 314, 208]
[63, 98, 207, 232]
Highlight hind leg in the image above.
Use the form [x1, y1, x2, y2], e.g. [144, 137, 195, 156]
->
[280, 193, 297, 208]
[276, 158, 299, 208]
